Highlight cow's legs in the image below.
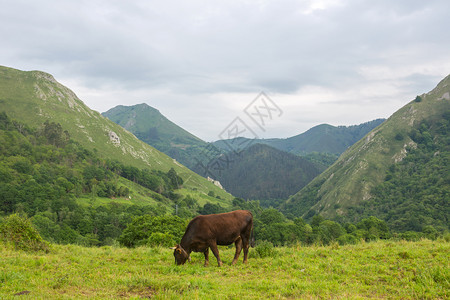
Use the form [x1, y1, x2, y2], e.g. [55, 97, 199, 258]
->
[242, 235, 250, 264]
[203, 248, 209, 267]
[231, 237, 243, 265]
[209, 241, 223, 267]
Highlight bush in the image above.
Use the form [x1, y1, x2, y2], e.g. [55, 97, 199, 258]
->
[0, 214, 49, 252]
[356, 216, 391, 240]
[395, 133, 404, 141]
[422, 225, 439, 240]
[396, 231, 422, 241]
[443, 231, 450, 242]
[337, 234, 359, 245]
[118, 215, 186, 248]
[145, 232, 176, 247]
[253, 240, 277, 258]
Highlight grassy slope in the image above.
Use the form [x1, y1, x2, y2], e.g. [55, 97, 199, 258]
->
[102, 103, 205, 147]
[0, 65, 232, 202]
[282, 74, 450, 219]
[1, 239, 448, 299]
[102, 103, 209, 170]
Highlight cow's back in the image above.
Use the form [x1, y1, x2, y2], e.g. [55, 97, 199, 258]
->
[182, 210, 252, 245]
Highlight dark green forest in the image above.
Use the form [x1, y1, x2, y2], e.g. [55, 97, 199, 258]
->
[195, 143, 322, 200]
[359, 112, 450, 232]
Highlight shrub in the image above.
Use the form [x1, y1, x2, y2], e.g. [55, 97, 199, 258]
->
[0, 214, 49, 252]
[118, 215, 186, 248]
[395, 133, 404, 141]
[422, 225, 439, 240]
[144, 232, 176, 247]
[253, 240, 277, 258]
[443, 231, 450, 242]
[396, 231, 422, 241]
[337, 234, 359, 245]
[356, 216, 391, 240]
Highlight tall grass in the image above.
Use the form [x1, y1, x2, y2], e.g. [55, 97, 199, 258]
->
[0, 239, 448, 299]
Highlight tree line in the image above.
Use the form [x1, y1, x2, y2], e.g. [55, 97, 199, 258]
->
[117, 199, 444, 249]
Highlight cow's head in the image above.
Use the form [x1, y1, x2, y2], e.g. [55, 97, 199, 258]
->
[171, 245, 189, 265]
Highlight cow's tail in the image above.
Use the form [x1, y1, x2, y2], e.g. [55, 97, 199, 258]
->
[250, 222, 255, 248]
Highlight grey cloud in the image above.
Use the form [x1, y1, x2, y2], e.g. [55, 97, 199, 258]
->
[1, 0, 449, 140]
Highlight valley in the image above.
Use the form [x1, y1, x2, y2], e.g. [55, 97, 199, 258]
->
[0, 65, 448, 251]
[2, 2, 449, 299]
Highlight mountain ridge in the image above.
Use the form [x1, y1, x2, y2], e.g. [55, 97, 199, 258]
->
[103, 103, 208, 170]
[280, 74, 450, 231]
[0, 65, 231, 201]
[213, 119, 385, 155]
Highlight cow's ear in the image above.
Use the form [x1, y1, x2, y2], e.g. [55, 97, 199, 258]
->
[170, 247, 177, 250]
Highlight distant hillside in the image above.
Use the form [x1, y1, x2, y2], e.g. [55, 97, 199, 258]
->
[281, 75, 450, 232]
[213, 119, 385, 155]
[194, 143, 323, 201]
[0, 112, 191, 245]
[0, 65, 231, 201]
[103, 104, 209, 169]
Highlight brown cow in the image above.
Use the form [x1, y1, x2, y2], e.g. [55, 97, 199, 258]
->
[171, 210, 253, 267]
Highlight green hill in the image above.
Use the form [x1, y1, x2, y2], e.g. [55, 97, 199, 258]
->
[102, 104, 209, 170]
[213, 119, 385, 156]
[0, 113, 191, 245]
[0, 65, 232, 201]
[281, 75, 450, 231]
[194, 143, 323, 201]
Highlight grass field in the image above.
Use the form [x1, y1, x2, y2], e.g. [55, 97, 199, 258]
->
[0, 239, 448, 299]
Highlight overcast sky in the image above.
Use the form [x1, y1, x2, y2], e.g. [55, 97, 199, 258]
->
[1, 0, 449, 141]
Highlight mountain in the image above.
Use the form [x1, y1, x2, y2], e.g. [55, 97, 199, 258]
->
[102, 104, 331, 203]
[281, 75, 450, 231]
[194, 143, 323, 201]
[102, 104, 208, 169]
[213, 119, 385, 156]
[0, 65, 232, 202]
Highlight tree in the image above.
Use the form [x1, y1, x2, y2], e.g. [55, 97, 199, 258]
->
[0, 111, 12, 130]
[314, 220, 345, 245]
[167, 168, 183, 189]
[118, 215, 186, 248]
[259, 208, 286, 225]
[356, 216, 391, 240]
[41, 120, 70, 147]
[199, 203, 225, 215]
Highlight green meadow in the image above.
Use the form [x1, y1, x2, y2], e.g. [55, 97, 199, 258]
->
[1, 239, 448, 299]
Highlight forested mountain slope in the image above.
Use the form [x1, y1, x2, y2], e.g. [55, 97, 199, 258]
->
[194, 143, 322, 201]
[0, 66, 230, 199]
[0, 112, 186, 245]
[281, 75, 450, 231]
